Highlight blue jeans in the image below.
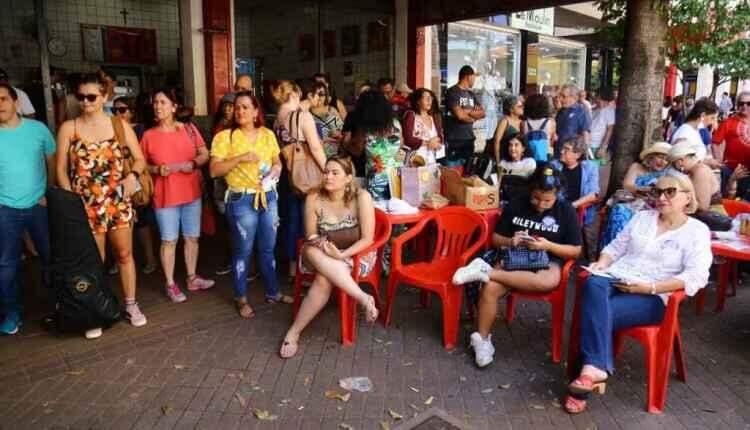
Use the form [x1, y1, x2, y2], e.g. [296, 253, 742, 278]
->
[0, 204, 51, 317]
[579, 275, 665, 373]
[154, 198, 202, 241]
[282, 191, 305, 263]
[225, 191, 280, 300]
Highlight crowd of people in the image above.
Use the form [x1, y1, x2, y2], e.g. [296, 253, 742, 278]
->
[2, 62, 750, 414]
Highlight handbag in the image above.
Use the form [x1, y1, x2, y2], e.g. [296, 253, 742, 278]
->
[184, 123, 215, 235]
[692, 209, 732, 231]
[111, 117, 153, 207]
[280, 109, 324, 195]
[501, 247, 550, 271]
[464, 153, 496, 185]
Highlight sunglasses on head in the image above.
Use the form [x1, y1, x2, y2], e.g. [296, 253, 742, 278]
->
[75, 93, 99, 102]
[648, 186, 685, 199]
[113, 107, 131, 114]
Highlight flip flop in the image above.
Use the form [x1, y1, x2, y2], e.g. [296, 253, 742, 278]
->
[235, 300, 256, 319]
[280, 338, 299, 358]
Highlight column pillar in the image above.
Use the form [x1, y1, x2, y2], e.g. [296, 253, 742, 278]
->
[180, 0, 208, 115]
[202, 0, 233, 114]
[394, 0, 408, 86]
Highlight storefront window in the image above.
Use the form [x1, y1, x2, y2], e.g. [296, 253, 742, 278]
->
[531, 36, 586, 95]
[432, 20, 521, 146]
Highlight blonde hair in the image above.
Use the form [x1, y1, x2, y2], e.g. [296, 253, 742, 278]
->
[658, 171, 699, 214]
[271, 80, 301, 106]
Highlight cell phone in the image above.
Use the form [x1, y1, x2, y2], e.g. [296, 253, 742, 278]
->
[520, 233, 536, 242]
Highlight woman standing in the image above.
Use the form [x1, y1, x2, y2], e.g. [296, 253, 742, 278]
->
[56, 74, 147, 338]
[490, 95, 524, 164]
[140, 88, 214, 303]
[401, 88, 444, 165]
[273, 80, 327, 278]
[348, 90, 403, 201]
[524, 94, 557, 163]
[112, 96, 158, 275]
[308, 83, 344, 158]
[210, 92, 291, 317]
[212, 94, 235, 136]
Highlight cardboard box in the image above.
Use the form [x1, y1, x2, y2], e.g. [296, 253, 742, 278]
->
[401, 165, 440, 207]
[440, 167, 500, 210]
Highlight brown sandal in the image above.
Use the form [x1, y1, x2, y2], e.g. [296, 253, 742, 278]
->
[265, 294, 294, 305]
[235, 298, 256, 319]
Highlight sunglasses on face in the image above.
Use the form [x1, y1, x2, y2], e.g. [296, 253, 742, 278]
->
[648, 187, 686, 199]
[316, 92, 327, 97]
[738, 101, 750, 107]
[113, 107, 131, 114]
[75, 93, 99, 102]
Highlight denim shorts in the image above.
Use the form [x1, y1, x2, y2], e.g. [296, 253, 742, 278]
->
[154, 198, 202, 241]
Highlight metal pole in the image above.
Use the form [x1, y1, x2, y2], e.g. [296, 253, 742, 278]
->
[318, 0, 324, 73]
[35, 0, 55, 130]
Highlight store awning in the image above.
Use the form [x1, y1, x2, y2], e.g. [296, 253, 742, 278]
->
[409, 0, 586, 26]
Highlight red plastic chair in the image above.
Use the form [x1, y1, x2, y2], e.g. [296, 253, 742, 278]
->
[384, 206, 488, 349]
[567, 271, 688, 414]
[721, 198, 750, 218]
[505, 259, 575, 363]
[576, 200, 597, 226]
[292, 208, 392, 346]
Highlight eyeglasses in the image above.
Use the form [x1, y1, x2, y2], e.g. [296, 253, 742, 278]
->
[738, 101, 750, 107]
[113, 107, 131, 114]
[75, 93, 99, 102]
[316, 92, 327, 97]
[648, 187, 687, 200]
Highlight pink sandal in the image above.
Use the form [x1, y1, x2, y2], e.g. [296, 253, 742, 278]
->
[564, 395, 587, 414]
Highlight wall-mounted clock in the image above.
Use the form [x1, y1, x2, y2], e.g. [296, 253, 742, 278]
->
[48, 37, 67, 57]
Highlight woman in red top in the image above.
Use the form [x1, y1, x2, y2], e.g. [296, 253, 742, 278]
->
[140, 88, 214, 303]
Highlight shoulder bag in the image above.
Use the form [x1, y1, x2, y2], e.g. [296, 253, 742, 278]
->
[185, 123, 216, 235]
[280, 109, 324, 195]
[111, 117, 153, 207]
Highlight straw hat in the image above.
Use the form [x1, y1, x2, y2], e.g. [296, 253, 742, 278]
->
[639, 141, 671, 161]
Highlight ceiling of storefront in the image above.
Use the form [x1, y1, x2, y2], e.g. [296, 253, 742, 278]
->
[410, 0, 587, 26]
[242, 0, 394, 13]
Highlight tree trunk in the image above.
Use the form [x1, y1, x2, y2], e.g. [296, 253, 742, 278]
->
[608, 0, 668, 195]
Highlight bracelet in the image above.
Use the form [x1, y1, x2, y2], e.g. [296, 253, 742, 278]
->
[650, 282, 656, 295]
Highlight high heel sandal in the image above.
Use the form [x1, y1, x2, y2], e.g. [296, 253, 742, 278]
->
[568, 374, 607, 395]
[563, 395, 587, 414]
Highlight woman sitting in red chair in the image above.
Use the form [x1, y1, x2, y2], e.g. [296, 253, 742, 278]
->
[564, 172, 712, 413]
[452, 167, 582, 367]
[280, 155, 379, 358]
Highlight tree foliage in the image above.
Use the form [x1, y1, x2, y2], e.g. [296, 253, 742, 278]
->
[596, 0, 750, 85]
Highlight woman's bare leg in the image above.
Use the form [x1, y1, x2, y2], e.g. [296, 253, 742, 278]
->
[477, 280, 508, 338]
[160, 240, 177, 285]
[108, 227, 136, 300]
[303, 246, 372, 305]
[285, 274, 333, 342]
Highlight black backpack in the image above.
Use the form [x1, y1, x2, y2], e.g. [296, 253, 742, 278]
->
[46, 188, 121, 332]
[464, 153, 496, 185]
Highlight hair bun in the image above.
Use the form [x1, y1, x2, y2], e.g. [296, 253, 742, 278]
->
[543, 167, 554, 176]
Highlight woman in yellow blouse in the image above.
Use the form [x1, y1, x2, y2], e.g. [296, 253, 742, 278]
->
[209, 92, 291, 318]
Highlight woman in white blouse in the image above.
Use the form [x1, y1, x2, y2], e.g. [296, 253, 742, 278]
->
[564, 172, 712, 414]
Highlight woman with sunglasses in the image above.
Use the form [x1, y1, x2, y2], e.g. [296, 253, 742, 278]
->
[279, 154, 378, 358]
[210, 92, 291, 318]
[309, 83, 344, 158]
[452, 167, 582, 368]
[600, 142, 672, 248]
[140, 88, 214, 304]
[56, 74, 147, 338]
[489, 95, 524, 164]
[564, 172, 711, 414]
[112, 96, 158, 275]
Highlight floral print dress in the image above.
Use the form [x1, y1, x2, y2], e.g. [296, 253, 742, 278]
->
[365, 120, 403, 201]
[69, 123, 134, 234]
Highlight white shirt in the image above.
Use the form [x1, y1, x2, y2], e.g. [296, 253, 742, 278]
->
[499, 157, 536, 178]
[590, 106, 615, 149]
[14, 87, 35, 116]
[719, 97, 733, 113]
[671, 123, 711, 161]
[601, 210, 712, 304]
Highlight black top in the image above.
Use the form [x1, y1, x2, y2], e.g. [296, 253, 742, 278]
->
[444, 85, 479, 142]
[340, 111, 366, 177]
[561, 164, 582, 202]
[495, 198, 582, 264]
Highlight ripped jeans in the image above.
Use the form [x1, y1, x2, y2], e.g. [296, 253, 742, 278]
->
[225, 191, 280, 300]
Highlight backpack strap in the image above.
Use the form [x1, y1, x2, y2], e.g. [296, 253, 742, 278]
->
[540, 118, 549, 131]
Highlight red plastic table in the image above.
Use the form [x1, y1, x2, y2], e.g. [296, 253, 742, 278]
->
[704, 240, 750, 312]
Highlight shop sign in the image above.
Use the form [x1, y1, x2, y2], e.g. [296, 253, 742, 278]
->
[510, 8, 555, 36]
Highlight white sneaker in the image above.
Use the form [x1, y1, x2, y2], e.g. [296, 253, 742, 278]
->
[85, 327, 103, 339]
[452, 258, 493, 285]
[470, 332, 495, 368]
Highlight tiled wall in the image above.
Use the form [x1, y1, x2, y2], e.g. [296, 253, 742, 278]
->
[234, 1, 394, 100]
[0, 0, 180, 86]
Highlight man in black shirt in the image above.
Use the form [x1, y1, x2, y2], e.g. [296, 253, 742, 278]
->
[444, 65, 485, 166]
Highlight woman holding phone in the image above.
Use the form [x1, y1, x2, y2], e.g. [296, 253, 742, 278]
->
[563, 172, 711, 414]
[140, 87, 214, 303]
[452, 167, 582, 368]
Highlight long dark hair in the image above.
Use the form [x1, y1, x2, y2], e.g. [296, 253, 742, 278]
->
[212, 99, 234, 132]
[409, 88, 440, 116]
[354, 90, 394, 134]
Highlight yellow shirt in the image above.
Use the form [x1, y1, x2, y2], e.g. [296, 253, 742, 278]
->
[210, 127, 281, 190]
